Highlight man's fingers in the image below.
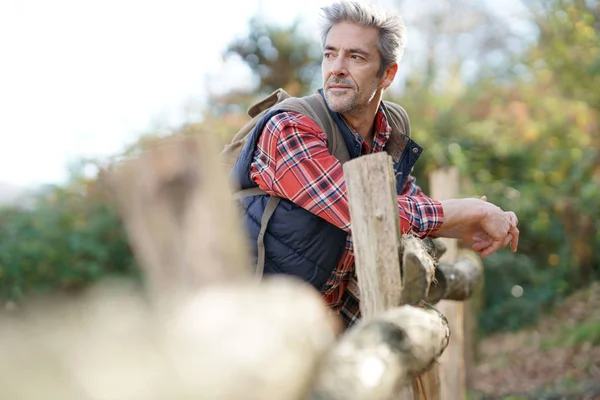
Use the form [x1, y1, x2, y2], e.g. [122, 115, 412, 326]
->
[472, 241, 488, 252]
[477, 230, 518, 258]
[480, 195, 488, 202]
[506, 211, 518, 227]
[479, 245, 494, 259]
[472, 231, 491, 242]
[502, 211, 519, 252]
[480, 239, 503, 259]
[501, 232, 513, 249]
[510, 226, 520, 252]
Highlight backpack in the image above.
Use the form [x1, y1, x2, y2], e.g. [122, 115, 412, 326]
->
[220, 88, 345, 278]
[220, 88, 413, 279]
[220, 88, 348, 172]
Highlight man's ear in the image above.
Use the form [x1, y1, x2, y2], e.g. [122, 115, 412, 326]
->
[380, 62, 398, 89]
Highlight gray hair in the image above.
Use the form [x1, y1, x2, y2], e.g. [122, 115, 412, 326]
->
[320, 1, 407, 77]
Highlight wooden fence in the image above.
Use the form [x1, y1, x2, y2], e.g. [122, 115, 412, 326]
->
[0, 131, 483, 400]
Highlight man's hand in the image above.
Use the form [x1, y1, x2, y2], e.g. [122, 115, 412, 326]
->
[434, 197, 519, 259]
[470, 195, 519, 258]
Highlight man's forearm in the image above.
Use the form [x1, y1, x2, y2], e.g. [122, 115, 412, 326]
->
[433, 198, 488, 239]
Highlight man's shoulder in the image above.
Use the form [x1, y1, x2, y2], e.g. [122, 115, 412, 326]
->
[262, 110, 324, 135]
[382, 100, 410, 118]
[382, 100, 411, 138]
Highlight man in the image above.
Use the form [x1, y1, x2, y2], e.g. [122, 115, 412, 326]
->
[231, 0, 519, 328]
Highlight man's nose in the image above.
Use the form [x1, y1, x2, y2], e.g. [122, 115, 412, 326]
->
[330, 56, 348, 77]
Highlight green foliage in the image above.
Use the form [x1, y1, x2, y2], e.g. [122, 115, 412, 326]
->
[402, 76, 600, 332]
[387, 0, 600, 333]
[477, 251, 556, 333]
[226, 17, 321, 96]
[0, 177, 138, 302]
[528, 0, 600, 109]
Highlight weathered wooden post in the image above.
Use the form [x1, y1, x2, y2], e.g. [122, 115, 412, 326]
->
[429, 167, 464, 400]
[344, 152, 404, 314]
[310, 153, 449, 400]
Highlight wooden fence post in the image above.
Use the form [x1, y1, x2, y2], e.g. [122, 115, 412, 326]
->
[317, 152, 447, 400]
[429, 167, 465, 400]
[344, 152, 431, 400]
[344, 152, 403, 316]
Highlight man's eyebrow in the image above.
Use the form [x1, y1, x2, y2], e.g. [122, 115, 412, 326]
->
[324, 45, 371, 57]
[348, 48, 370, 57]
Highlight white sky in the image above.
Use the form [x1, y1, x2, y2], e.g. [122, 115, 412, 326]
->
[0, 0, 527, 188]
[0, 0, 336, 187]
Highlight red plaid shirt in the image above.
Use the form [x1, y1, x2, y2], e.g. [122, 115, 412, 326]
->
[250, 106, 444, 328]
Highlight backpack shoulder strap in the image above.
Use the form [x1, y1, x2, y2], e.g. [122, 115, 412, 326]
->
[254, 195, 280, 280]
[382, 100, 411, 137]
[302, 94, 337, 156]
[277, 94, 335, 155]
[278, 93, 350, 163]
[381, 100, 412, 162]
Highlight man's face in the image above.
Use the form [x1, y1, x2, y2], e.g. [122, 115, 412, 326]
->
[321, 21, 384, 114]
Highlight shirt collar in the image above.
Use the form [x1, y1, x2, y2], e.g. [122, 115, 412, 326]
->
[372, 104, 392, 153]
[341, 104, 392, 154]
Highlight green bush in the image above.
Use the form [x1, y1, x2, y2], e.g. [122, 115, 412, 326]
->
[0, 181, 138, 302]
[400, 69, 599, 333]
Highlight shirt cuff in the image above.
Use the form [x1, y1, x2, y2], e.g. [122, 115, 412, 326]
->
[398, 196, 445, 238]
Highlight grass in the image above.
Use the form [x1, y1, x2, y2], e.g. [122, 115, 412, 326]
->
[541, 319, 600, 351]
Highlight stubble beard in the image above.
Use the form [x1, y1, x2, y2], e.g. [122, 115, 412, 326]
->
[325, 83, 379, 116]
[326, 90, 360, 114]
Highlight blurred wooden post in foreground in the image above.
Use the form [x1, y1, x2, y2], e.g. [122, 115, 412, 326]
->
[108, 131, 340, 400]
[109, 132, 252, 300]
[429, 167, 465, 400]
